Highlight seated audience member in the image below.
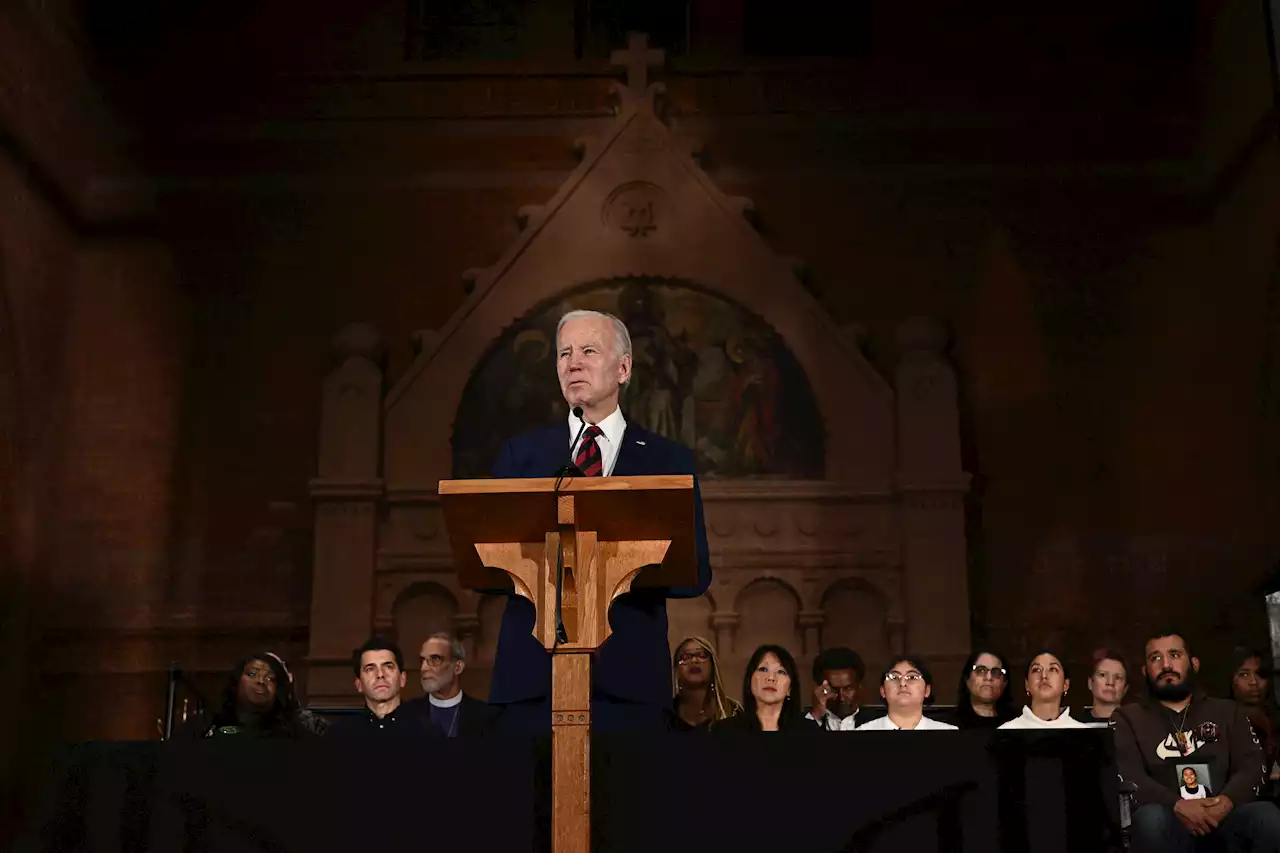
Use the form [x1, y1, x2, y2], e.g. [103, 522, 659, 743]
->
[715, 644, 809, 732]
[845, 656, 957, 731]
[402, 633, 499, 737]
[1113, 630, 1280, 853]
[180, 652, 311, 738]
[670, 636, 741, 731]
[1073, 647, 1129, 723]
[327, 636, 438, 737]
[953, 649, 1016, 728]
[1228, 647, 1280, 785]
[808, 646, 880, 731]
[1000, 650, 1090, 729]
[263, 651, 329, 736]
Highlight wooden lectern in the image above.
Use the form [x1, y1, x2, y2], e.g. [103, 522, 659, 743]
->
[439, 475, 699, 853]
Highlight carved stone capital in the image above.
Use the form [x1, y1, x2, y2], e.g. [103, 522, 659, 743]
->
[895, 316, 949, 357]
[797, 611, 825, 631]
[330, 323, 385, 369]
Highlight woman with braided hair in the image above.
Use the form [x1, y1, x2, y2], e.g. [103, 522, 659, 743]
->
[671, 636, 742, 730]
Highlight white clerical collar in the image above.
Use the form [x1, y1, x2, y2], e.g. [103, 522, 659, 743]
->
[429, 692, 463, 708]
[567, 406, 626, 445]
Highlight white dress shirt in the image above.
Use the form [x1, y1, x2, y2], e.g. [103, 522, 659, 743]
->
[807, 708, 860, 731]
[998, 706, 1092, 730]
[568, 406, 627, 477]
[848, 713, 957, 731]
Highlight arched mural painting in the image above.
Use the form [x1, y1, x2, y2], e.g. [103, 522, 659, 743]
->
[451, 279, 825, 480]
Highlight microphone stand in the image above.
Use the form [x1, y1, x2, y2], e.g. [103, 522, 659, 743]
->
[552, 407, 589, 646]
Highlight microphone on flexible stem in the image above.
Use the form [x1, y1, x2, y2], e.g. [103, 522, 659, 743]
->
[558, 406, 588, 483]
[552, 405, 587, 646]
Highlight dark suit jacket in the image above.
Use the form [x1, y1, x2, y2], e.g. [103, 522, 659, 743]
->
[488, 421, 712, 707]
[401, 693, 500, 737]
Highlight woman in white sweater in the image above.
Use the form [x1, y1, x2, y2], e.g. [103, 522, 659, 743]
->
[999, 650, 1091, 730]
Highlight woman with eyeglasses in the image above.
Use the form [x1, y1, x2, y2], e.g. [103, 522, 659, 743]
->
[844, 656, 957, 730]
[999, 650, 1091, 729]
[1072, 648, 1128, 723]
[953, 649, 1016, 728]
[670, 636, 742, 731]
[715, 644, 809, 732]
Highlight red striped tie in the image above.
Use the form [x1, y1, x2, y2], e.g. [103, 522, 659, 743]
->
[574, 425, 604, 477]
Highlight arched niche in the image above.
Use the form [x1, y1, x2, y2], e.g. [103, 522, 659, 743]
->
[667, 591, 716, 654]
[734, 577, 802, 657]
[451, 278, 824, 480]
[392, 582, 458, 701]
[820, 578, 892, 683]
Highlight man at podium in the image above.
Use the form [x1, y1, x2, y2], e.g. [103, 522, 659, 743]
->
[489, 309, 712, 734]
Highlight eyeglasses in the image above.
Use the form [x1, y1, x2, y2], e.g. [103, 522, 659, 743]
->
[677, 650, 711, 665]
[421, 655, 450, 668]
[971, 665, 1007, 680]
[884, 672, 924, 683]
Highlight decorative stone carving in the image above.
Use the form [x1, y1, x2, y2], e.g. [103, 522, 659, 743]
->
[609, 32, 665, 99]
[461, 268, 484, 295]
[728, 196, 756, 226]
[600, 181, 666, 238]
[516, 205, 543, 231]
[410, 329, 440, 358]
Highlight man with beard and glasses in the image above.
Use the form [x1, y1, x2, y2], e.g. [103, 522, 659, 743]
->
[1112, 631, 1280, 853]
[402, 633, 499, 738]
[327, 636, 439, 737]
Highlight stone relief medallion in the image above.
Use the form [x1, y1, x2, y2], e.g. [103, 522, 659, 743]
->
[601, 181, 667, 238]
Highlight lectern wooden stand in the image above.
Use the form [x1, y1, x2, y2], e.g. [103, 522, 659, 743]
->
[439, 475, 698, 853]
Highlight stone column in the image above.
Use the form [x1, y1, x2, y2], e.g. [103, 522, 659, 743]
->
[894, 317, 972, 692]
[710, 611, 740, 657]
[307, 324, 386, 705]
[797, 610, 824, 656]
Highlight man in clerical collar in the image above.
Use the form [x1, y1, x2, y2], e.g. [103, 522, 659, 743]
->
[806, 647, 882, 730]
[327, 636, 437, 737]
[404, 633, 499, 738]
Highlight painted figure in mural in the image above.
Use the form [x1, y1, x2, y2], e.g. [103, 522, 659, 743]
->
[727, 334, 781, 473]
[617, 284, 697, 444]
[487, 309, 712, 734]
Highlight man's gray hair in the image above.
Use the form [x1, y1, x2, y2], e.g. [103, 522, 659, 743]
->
[431, 632, 467, 663]
[556, 309, 633, 360]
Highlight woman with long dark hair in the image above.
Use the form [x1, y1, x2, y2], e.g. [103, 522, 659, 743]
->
[715, 644, 808, 732]
[953, 649, 1016, 728]
[180, 652, 311, 738]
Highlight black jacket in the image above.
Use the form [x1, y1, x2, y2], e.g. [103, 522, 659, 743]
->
[489, 422, 712, 708]
[1112, 691, 1266, 808]
[402, 694, 501, 737]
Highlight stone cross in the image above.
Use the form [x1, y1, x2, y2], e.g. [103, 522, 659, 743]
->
[610, 32, 664, 95]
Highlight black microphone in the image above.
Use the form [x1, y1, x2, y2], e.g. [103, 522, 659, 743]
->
[552, 406, 588, 646]
[559, 406, 588, 481]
